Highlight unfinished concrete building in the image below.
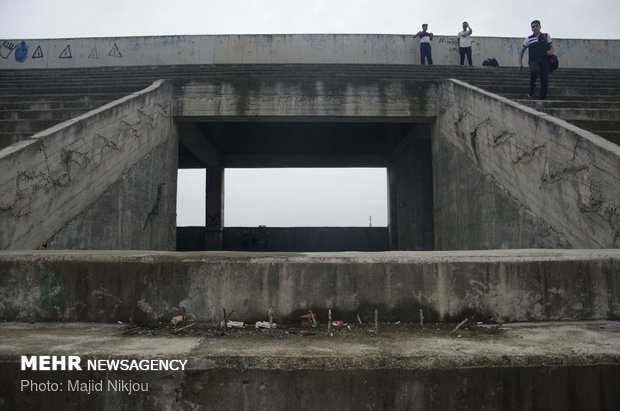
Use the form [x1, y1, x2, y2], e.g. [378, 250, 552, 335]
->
[0, 34, 619, 409]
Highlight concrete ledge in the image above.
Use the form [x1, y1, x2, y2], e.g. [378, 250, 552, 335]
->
[0, 322, 618, 410]
[0, 249, 618, 323]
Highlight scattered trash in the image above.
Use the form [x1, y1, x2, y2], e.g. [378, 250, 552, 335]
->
[332, 320, 345, 327]
[300, 311, 318, 328]
[117, 321, 124, 325]
[457, 334, 462, 338]
[420, 309, 424, 329]
[225, 321, 244, 328]
[356, 314, 363, 325]
[255, 321, 277, 329]
[451, 318, 469, 335]
[173, 323, 196, 334]
[394, 321, 401, 325]
[171, 307, 186, 327]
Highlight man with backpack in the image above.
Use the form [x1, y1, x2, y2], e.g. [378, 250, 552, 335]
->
[518, 20, 555, 100]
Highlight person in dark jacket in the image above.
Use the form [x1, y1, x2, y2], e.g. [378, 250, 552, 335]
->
[518, 20, 555, 99]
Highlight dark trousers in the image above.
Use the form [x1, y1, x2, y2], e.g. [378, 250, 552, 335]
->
[459, 47, 472, 65]
[420, 43, 432, 65]
[528, 58, 550, 99]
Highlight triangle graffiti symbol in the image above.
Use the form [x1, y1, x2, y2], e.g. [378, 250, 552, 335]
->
[108, 43, 122, 58]
[59, 45, 72, 59]
[32, 45, 44, 59]
[89, 47, 99, 59]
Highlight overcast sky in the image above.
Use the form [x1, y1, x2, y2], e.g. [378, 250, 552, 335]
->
[2, 0, 620, 39]
[3, 1, 618, 227]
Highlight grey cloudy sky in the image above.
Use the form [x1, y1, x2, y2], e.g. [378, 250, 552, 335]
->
[1, 0, 620, 39]
[3, 1, 618, 227]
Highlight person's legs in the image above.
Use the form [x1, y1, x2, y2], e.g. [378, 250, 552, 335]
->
[428, 47, 433, 65]
[421, 43, 431, 65]
[528, 60, 540, 97]
[465, 47, 472, 65]
[420, 44, 426, 64]
[539, 58, 550, 100]
[459, 47, 466, 65]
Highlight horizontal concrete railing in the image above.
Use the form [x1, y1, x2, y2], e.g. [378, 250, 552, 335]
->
[0, 35, 618, 69]
[0, 249, 618, 323]
[0, 81, 174, 249]
[435, 79, 620, 249]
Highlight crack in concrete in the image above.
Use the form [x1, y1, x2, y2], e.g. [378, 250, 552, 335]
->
[512, 143, 545, 164]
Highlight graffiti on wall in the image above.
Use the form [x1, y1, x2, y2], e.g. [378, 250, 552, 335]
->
[0, 41, 126, 63]
[0, 41, 16, 58]
[33, 45, 43, 58]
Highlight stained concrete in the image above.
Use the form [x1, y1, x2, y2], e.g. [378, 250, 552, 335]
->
[1, 35, 619, 69]
[0, 321, 618, 410]
[0, 80, 177, 250]
[434, 79, 620, 249]
[0, 249, 618, 323]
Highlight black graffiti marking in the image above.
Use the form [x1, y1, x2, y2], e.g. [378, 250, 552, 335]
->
[108, 43, 122, 58]
[32, 45, 44, 58]
[59, 45, 72, 59]
[88, 47, 99, 59]
[0, 41, 16, 58]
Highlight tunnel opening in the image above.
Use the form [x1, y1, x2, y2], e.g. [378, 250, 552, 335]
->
[175, 121, 433, 251]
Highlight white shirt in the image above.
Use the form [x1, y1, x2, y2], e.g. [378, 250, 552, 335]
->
[458, 29, 472, 48]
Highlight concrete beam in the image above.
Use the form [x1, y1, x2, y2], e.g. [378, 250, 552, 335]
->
[176, 122, 220, 166]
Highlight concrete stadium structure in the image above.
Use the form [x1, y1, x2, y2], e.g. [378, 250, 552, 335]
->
[0, 34, 619, 409]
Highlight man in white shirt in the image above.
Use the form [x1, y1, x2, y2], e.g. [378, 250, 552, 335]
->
[457, 21, 473, 66]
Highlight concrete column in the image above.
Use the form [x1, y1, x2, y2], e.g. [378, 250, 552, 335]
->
[205, 167, 224, 250]
[389, 126, 434, 250]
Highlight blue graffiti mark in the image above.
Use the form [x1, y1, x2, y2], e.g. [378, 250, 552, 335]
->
[555, 39, 574, 56]
[15, 41, 28, 63]
[506, 43, 520, 58]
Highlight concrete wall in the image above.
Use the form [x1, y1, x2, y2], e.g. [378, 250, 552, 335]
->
[0, 81, 177, 250]
[0, 250, 618, 323]
[1, 35, 618, 69]
[433, 80, 620, 249]
[179, 227, 389, 252]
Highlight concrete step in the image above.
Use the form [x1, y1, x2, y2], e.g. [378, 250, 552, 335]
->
[568, 119, 620, 132]
[0, 119, 66, 134]
[0, 84, 147, 96]
[0, 321, 618, 410]
[0, 133, 30, 150]
[500, 93, 620, 102]
[516, 99, 620, 109]
[0, 100, 110, 111]
[0, 250, 618, 323]
[595, 131, 620, 145]
[537, 108, 620, 121]
[0, 109, 89, 121]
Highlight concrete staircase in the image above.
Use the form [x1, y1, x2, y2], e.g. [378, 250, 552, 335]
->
[1, 65, 619, 410]
[1, 65, 620, 150]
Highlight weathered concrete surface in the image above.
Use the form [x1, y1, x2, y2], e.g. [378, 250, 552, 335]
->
[433, 79, 620, 249]
[0, 322, 618, 410]
[175, 78, 437, 119]
[0, 80, 177, 250]
[1, 35, 618, 69]
[0, 250, 618, 323]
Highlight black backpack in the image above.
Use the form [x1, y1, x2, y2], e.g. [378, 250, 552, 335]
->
[482, 58, 499, 67]
[541, 33, 559, 72]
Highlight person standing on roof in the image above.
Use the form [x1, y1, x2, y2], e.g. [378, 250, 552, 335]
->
[415, 24, 434, 65]
[518, 19, 555, 100]
[457, 21, 473, 66]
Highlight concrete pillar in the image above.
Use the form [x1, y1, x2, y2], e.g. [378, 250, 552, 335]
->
[389, 126, 434, 250]
[205, 167, 224, 250]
